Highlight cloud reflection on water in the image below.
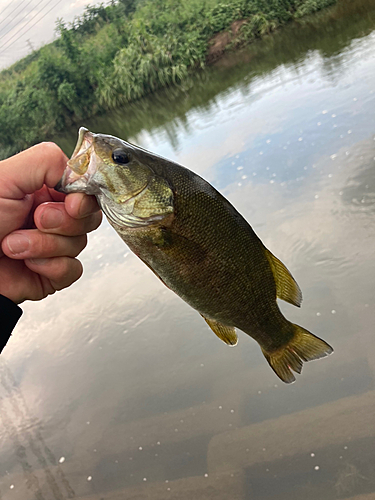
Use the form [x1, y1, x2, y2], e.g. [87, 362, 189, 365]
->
[2, 3, 375, 498]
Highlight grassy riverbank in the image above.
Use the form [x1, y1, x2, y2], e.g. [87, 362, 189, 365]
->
[0, 0, 337, 159]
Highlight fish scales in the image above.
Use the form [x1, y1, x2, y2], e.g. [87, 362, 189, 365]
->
[56, 128, 333, 383]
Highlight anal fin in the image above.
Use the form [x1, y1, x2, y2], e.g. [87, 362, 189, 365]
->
[202, 316, 238, 346]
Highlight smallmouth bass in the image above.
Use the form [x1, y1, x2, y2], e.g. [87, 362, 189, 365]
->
[56, 127, 333, 383]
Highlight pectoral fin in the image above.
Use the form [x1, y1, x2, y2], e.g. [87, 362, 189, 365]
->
[264, 248, 302, 307]
[202, 316, 238, 346]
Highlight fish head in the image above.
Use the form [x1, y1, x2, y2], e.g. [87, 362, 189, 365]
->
[56, 127, 174, 227]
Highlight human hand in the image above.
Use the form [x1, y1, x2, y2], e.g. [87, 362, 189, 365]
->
[0, 142, 102, 304]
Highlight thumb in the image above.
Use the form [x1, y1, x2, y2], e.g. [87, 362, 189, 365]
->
[0, 143, 68, 199]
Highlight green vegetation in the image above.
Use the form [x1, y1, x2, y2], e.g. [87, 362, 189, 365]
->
[0, 0, 337, 159]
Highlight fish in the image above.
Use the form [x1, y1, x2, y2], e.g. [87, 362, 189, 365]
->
[56, 127, 333, 383]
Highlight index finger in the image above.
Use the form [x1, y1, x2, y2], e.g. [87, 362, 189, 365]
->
[0, 143, 68, 200]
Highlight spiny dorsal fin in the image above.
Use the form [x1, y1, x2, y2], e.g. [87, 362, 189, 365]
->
[264, 248, 302, 307]
[202, 316, 238, 346]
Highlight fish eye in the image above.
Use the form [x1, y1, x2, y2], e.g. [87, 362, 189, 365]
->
[112, 149, 130, 164]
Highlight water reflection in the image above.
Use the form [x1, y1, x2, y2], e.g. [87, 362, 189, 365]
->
[2, 0, 375, 498]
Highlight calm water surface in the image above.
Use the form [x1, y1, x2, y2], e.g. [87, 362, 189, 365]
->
[2, 0, 375, 498]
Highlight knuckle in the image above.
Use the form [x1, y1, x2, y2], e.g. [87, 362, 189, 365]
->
[39, 141, 63, 156]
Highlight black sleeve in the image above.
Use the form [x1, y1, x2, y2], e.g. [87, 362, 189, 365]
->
[0, 294, 23, 354]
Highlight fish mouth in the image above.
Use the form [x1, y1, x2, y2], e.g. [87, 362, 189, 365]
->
[55, 127, 99, 195]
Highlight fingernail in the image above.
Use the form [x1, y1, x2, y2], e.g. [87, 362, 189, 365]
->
[41, 207, 63, 229]
[29, 259, 48, 265]
[79, 198, 92, 218]
[7, 234, 30, 254]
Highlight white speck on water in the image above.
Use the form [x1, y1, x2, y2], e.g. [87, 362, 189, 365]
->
[304, 166, 308, 170]
[59, 457, 65, 464]
[219, 406, 223, 409]
[204, 473, 209, 477]
[311, 453, 315, 457]
[96, 254, 103, 260]
[180, 419, 184, 423]
[259, 151, 263, 155]
[317, 122, 321, 126]
[94, 449, 97, 452]
[298, 137, 303, 141]
[167, 487, 171, 491]
[236, 155, 239, 158]
[270, 180, 275, 184]
[237, 183, 242, 187]
[231, 162, 235, 166]
[253, 172, 257, 176]
[348, 130, 352, 134]
[314, 466, 320, 471]
[344, 446, 348, 450]
[10, 485, 14, 490]
[246, 448, 249, 452]
[317, 312, 321, 316]
[123, 252, 129, 258]
[263, 448, 266, 451]
[86, 421, 90, 425]
[331, 114, 336, 118]
[328, 174, 333, 178]
[258, 390, 262, 394]
[266, 139, 271, 144]
[115, 460, 118, 463]
[230, 409, 235, 413]
[200, 363, 204, 367]
[143, 478, 147, 482]
[123, 329, 128, 334]
[266, 469, 269, 472]
[139, 447, 143, 451]
[266, 166, 270, 170]
[314, 195, 319, 199]
[241, 175, 247, 180]
[87, 476, 92, 482]
[174, 429, 178, 432]
[274, 384, 278, 388]
[353, 97, 357, 101]
[157, 441, 161, 445]
[333, 124, 337, 128]
[331, 310, 336, 314]
[340, 456, 343, 459]
[283, 146, 287, 149]
[237, 166, 243, 170]
[339, 191, 343, 196]
[322, 110, 328, 114]
[330, 154, 337, 160]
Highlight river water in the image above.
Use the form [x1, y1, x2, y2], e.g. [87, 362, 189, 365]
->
[2, 0, 375, 498]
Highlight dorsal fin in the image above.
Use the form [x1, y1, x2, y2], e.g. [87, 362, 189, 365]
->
[264, 248, 302, 307]
[201, 316, 238, 346]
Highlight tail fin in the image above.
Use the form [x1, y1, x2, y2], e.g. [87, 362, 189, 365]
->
[261, 324, 333, 384]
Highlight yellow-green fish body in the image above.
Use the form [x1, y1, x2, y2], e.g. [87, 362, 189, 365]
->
[57, 128, 333, 383]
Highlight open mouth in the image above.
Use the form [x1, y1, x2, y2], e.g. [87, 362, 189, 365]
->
[55, 128, 99, 195]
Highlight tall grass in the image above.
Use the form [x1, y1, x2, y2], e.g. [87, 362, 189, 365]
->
[0, 0, 337, 158]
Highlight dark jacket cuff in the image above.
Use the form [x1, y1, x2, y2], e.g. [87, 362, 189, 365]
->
[0, 294, 23, 354]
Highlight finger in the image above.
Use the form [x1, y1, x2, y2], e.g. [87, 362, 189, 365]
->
[0, 142, 68, 199]
[25, 256, 83, 291]
[34, 202, 102, 236]
[2, 230, 87, 260]
[64, 193, 101, 219]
